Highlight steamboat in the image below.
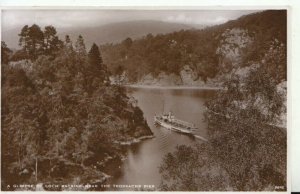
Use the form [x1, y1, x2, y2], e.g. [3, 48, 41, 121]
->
[154, 112, 197, 134]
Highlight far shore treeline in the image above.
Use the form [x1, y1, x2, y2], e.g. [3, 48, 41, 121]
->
[101, 10, 286, 84]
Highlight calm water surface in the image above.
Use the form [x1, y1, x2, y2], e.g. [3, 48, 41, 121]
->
[109, 88, 216, 190]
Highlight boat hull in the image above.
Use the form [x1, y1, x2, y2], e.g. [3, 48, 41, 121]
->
[154, 116, 195, 134]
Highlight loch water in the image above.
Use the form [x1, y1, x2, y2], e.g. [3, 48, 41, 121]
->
[109, 87, 217, 190]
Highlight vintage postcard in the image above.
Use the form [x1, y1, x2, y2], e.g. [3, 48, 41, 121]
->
[1, 8, 287, 191]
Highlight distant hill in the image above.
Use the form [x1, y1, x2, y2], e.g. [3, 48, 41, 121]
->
[2, 20, 199, 50]
[2, 27, 20, 49]
[60, 20, 200, 48]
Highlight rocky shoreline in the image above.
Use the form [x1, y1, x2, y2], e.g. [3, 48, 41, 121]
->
[125, 84, 223, 90]
[18, 133, 155, 191]
[114, 135, 155, 146]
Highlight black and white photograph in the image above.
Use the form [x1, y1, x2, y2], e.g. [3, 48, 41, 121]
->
[1, 8, 288, 192]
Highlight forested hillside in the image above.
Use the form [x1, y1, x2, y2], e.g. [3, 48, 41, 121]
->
[102, 10, 286, 85]
[1, 24, 152, 191]
[158, 10, 287, 191]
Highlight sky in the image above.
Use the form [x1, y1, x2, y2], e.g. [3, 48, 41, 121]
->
[1, 9, 259, 31]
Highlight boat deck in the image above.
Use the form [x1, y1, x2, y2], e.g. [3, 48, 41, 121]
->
[155, 116, 196, 130]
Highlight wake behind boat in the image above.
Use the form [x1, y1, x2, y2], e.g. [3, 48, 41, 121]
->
[154, 112, 197, 134]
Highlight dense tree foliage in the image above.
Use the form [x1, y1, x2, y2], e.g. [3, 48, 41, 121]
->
[1, 41, 12, 64]
[159, 144, 231, 191]
[223, 10, 286, 62]
[205, 65, 286, 190]
[19, 24, 44, 59]
[2, 28, 152, 190]
[159, 10, 286, 191]
[101, 30, 219, 82]
[159, 64, 286, 191]
[43, 25, 63, 56]
[17, 24, 63, 60]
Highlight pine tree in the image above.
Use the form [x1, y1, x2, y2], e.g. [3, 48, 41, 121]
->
[65, 35, 73, 50]
[75, 35, 87, 56]
[43, 25, 63, 56]
[87, 43, 107, 89]
[88, 43, 103, 69]
[18, 25, 29, 50]
[28, 24, 44, 59]
[18, 24, 44, 60]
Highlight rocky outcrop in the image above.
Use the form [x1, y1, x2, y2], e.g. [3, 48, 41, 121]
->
[230, 62, 286, 129]
[112, 28, 253, 87]
[233, 63, 259, 79]
[133, 66, 221, 87]
[216, 28, 253, 72]
[180, 65, 204, 85]
[110, 27, 283, 92]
